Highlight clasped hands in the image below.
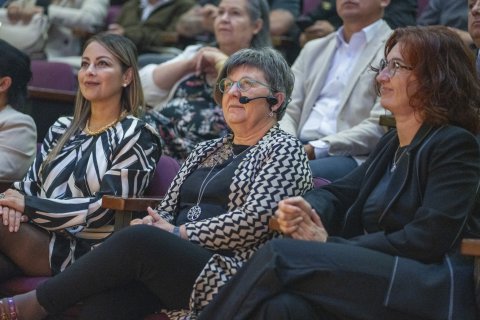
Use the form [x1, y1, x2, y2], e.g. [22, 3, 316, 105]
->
[130, 207, 185, 239]
[275, 196, 328, 242]
[0, 189, 27, 233]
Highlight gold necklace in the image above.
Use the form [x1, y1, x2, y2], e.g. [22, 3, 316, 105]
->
[84, 111, 127, 136]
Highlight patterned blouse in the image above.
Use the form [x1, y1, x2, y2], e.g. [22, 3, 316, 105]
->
[14, 115, 161, 274]
[140, 44, 227, 163]
[156, 124, 313, 319]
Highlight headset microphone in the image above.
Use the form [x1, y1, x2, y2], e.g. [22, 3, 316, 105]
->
[239, 96, 278, 105]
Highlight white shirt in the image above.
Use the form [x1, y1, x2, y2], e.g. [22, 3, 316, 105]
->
[299, 19, 383, 158]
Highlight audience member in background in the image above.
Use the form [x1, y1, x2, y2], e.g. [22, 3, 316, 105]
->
[417, 0, 472, 47]
[0, 34, 160, 284]
[469, 0, 480, 73]
[175, 0, 300, 62]
[0, 39, 36, 181]
[383, 0, 417, 29]
[1, 47, 313, 320]
[176, 0, 298, 38]
[107, 0, 194, 55]
[176, 0, 218, 44]
[280, 0, 391, 181]
[6, 0, 109, 60]
[140, 0, 270, 162]
[298, 0, 416, 47]
[198, 25, 480, 320]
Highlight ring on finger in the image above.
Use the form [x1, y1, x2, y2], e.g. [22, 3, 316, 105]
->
[0, 193, 4, 199]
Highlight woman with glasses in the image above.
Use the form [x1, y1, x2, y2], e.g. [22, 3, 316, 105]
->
[197, 26, 480, 320]
[0, 47, 312, 320]
[140, 0, 271, 162]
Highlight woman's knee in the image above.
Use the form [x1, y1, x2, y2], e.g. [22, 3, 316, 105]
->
[251, 293, 321, 320]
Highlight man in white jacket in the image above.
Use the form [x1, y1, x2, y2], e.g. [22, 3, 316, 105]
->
[280, 0, 391, 181]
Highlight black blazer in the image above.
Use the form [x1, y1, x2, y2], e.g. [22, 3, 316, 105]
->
[305, 124, 480, 319]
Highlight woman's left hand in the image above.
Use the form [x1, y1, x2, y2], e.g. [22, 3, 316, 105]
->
[275, 196, 328, 242]
[131, 207, 174, 230]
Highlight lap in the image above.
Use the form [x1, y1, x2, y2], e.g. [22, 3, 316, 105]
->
[309, 156, 357, 182]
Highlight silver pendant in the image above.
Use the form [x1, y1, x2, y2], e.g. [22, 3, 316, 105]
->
[390, 164, 396, 173]
[187, 205, 201, 221]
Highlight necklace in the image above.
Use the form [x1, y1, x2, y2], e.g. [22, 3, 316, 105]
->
[391, 145, 408, 173]
[187, 144, 254, 221]
[84, 111, 127, 136]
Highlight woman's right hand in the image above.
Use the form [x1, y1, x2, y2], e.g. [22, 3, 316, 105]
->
[0, 189, 28, 232]
[0, 206, 28, 233]
[275, 197, 328, 242]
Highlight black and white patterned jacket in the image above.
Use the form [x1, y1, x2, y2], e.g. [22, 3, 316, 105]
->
[157, 124, 313, 318]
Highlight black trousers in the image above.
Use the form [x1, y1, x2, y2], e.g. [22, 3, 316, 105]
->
[198, 239, 426, 320]
[37, 225, 213, 320]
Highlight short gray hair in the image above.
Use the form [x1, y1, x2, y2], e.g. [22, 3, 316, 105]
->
[214, 47, 294, 120]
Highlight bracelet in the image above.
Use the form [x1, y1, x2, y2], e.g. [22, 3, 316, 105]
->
[172, 226, 181, 237]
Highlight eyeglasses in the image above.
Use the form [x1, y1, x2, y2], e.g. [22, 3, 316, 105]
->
[378, 59, 413, 78]
[218, 77, 272, 93]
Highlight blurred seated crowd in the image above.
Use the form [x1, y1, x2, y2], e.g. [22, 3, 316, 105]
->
[0, 0, 477, 180]
[1, 0, 480, 319]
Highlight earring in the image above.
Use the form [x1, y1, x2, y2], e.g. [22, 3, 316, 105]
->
[123, 83, 128, 87]
[268, 111, 274, 117]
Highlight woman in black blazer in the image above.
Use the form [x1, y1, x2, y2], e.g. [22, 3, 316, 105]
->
[198, 25, 480, 320]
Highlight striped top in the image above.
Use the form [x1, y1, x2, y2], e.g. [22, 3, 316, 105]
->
[14, 115, 161, 273]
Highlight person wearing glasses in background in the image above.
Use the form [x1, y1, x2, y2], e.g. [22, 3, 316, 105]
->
[0, 47, 312, 320]
[197, 26, 480, 320]
[140, 0, 271, 163]
[279, 0, 392, 182]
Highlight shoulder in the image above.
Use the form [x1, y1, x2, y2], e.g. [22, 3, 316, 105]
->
[429, 125, 479, 147]
[51, 116, 74, 133]
[260, 126, 304, 151]
[1, 106, 35, 127]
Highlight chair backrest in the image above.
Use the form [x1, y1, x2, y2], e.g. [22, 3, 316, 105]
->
[29, 60, 77, 91]
[145, 156, 181, 197]
[27, 59, 77, 142]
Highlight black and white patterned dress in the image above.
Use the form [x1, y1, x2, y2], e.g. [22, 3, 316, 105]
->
[156, 124, 313, 318]
[14, 115, 161, 274]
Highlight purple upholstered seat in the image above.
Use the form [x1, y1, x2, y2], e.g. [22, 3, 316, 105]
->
[145, 155, 181, 197]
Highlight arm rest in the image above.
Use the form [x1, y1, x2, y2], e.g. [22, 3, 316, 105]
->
[75, 196, 163, 240]
[101, 195, 163, 212]
[461, 239, 480, 291]
[101, 195, 163, 230]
